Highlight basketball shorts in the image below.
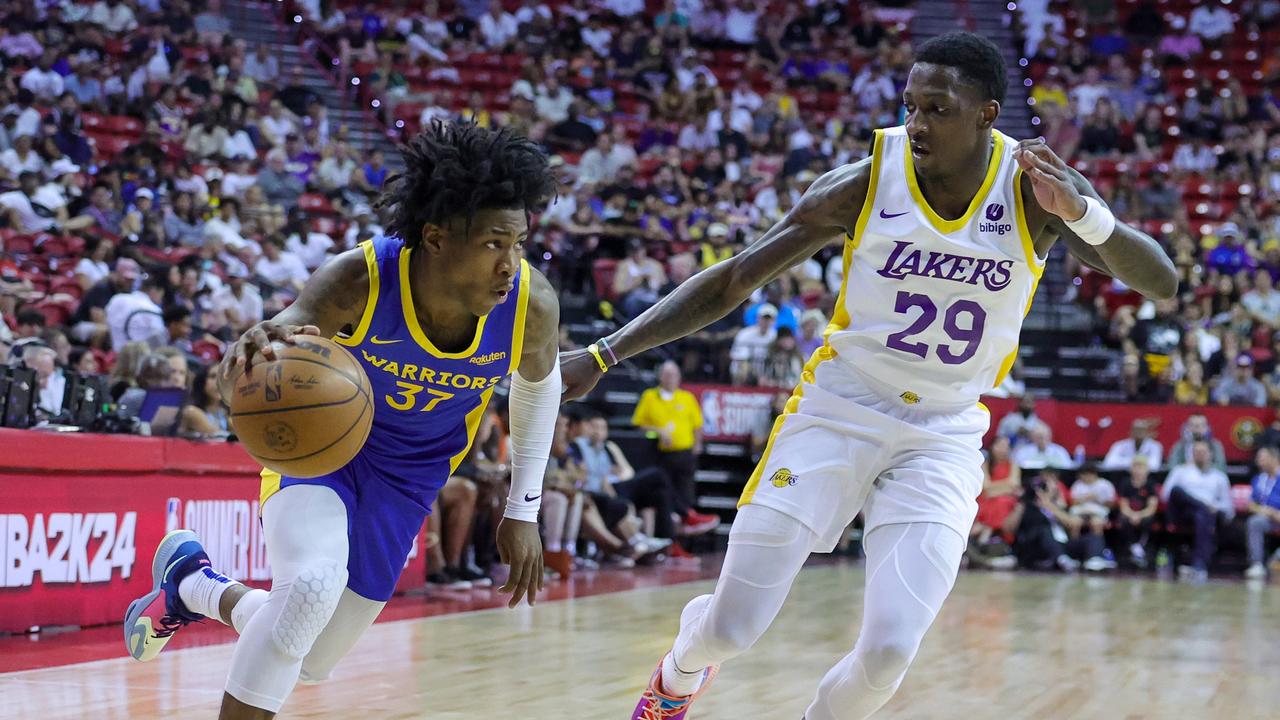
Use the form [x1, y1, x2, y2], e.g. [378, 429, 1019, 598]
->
[261, 450, 447, 602]
[741, 360, 988, 552]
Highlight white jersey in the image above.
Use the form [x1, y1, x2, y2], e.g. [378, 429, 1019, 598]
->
[818, 126, 1043, 409]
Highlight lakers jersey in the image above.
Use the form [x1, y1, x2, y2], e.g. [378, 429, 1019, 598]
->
[335, 234, 529, 471]
[818, 126, 1043, 407]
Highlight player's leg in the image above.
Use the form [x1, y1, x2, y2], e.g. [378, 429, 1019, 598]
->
[630, 504, 822, 719]
[804, 522, 966, 720]
[297, 589, 386, 683]
[222, 483, 351, 718]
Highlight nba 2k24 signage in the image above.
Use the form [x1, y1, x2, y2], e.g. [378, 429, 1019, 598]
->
[1, 512, 137, 588]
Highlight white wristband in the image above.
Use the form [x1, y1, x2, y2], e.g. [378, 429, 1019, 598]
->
[1064, 196, 1116, 247]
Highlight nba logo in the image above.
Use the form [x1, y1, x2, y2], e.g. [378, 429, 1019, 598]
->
[985, 203, 1004, 221]
[165, 497, 182, 533]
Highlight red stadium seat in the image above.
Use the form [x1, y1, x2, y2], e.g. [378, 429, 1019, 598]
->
[5, 235, 35, 255]
[298, 193, 334, 214]
[592, 258, 620, 302]
[33, 301, 73, 327]
[191, 340, 224, 364]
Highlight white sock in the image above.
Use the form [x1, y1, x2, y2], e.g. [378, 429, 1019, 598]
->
[661, 651, 705, 697]
[178, 566, 238, 623]
[230, 588, 270, 634]
[546, 542, 562, 553]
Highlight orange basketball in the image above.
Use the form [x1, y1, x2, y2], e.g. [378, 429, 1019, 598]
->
[229, 336, 373, 478]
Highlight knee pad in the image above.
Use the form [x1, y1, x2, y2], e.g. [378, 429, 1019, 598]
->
[272, 560, 347, 660]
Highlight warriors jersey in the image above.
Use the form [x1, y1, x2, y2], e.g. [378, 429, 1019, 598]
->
[819, 126, 1043, 408]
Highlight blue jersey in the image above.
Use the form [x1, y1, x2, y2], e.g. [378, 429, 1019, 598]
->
[258, 234, 530, 601]
[339, 234, 529, 470]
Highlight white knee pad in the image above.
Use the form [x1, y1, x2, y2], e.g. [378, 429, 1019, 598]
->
[272, 560, 347, 660]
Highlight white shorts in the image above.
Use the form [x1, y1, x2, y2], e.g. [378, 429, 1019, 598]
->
[739, 360, 988, 552]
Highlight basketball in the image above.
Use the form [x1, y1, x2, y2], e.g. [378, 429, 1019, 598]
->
[229, 336, 373, 478]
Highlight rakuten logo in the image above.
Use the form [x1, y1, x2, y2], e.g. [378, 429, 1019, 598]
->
[2, 512, 137, 588]
[167, 498, 271, 582]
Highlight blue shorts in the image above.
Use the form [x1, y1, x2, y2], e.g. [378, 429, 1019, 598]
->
[260, 452, 448, 601]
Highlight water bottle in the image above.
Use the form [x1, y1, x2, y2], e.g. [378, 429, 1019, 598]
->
[1073, 444, 1086, 465]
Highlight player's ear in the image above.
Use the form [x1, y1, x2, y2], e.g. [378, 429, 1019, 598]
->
[420, 223, 445, 254]
[980, 100, 1000, 129]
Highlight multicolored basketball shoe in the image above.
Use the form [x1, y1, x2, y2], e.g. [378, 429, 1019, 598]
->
[630, 657, 719, 720]
[123, 529, 211, 661]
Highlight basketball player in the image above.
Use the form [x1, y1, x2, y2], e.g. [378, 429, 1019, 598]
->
[562, 33, 1177, 720]
[123, 123, 563, 719]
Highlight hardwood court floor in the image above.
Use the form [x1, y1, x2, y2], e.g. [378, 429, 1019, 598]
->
[3, 563, 1278, 719]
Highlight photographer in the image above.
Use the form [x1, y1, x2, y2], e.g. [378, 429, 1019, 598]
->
[1006, 467, 1102, 572]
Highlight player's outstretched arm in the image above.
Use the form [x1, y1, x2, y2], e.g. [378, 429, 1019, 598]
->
[218, 247, 370, 395]
[561, 159, 872, 399]
[497, 268, 559, 607]
[1014, 139, 1178, 300]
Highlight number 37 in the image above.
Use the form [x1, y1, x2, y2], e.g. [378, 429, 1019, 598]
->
[885, 291, 986, 365]
[386, 381, 454, 412]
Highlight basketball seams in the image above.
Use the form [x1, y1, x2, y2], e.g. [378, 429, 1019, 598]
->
[261, 353, 372, 404]
[228, 387, 363, 418]
[248, 395, 372, 465]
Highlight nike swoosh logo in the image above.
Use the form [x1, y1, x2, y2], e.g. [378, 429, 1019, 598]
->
[369, 336, 403, 345]
[524, 492, 541, 502]
[163, 556, 184, 582]
[879, 209, 910, 219]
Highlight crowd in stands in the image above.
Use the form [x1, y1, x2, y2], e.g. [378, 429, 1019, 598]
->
[4, 0, 1280, 585]
[975, 396, 1280, 581]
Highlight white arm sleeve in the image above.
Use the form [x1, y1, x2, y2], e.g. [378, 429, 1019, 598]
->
[503, 356, 561, 522]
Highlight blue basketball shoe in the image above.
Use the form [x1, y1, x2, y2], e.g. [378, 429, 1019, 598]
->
[123, 529, 212, 661]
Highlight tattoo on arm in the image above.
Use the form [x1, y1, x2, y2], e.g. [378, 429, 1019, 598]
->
[272, 249, 369, 336]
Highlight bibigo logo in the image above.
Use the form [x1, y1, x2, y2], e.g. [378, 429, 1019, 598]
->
[979, 203, 1011, 236]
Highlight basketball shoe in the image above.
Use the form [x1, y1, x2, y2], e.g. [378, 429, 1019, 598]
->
[123, 529, 212, 661]
[630, 659, 718, 719]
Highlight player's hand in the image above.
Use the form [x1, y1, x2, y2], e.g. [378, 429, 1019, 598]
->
[496, 518, 544, 608]
[220, 320, 321, 383]
[560, 348, 604, 401]
[1013, 139, 1087, 223]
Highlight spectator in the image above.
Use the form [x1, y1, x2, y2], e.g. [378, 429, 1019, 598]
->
[2, 133, 46, 177]
[759, 326, 802, 389]
[74, 238, 113, 292]
[534, 77, 574, 124]
[184, 364, 230, 436]
[796, 309, 826, 358]
[243, 44, 280, 86]
[1189, 0, 1235, 42]
[729, 302, 777, 385]
[210, 266, 264, 336]
[89, 0, 139, 35]
[1159, 16, 1203, 62]
[1175, 361, 1210, 405]
[1205, 224, 1254, 276]
[1245, 445, 1280, 578]
[154, 304, 194, 352]
[20, 49, 64, 102]
[478, 4, 519, 49]
[574, 412, 677, 551]
[1163, 440, 1235, 582]
[612, 238, 667, 318]
[1007, 468, 1083, 572]
[259, 150, 306, 209]
[13, 309, 46, 339]
[724, 0, 760, 46]
[254, 234, 309, 298]
[1068, 462, 1117, 571]
[968, 435, 1022, 567]
[1212, 354, 1267, 407]
[1167, 414, 1228, 470]
[1011, 422, 1074, 470]
[632, 360, 720, 534]
[1112, 455, 1159, 567]
[1101, 418, 1163, 471]
[16, 340, 64, 417]
[996, 394, 1043, 446]
[577, 131, 637, 188]
[105, 274, 166, 352]
[1242, 270, 1280, 327]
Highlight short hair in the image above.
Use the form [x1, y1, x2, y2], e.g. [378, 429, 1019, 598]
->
[377, 121, 557, 247]
[914, 32, 1007, 105]
[163, 304, 192, 326]
[16, 308, 45, 328]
